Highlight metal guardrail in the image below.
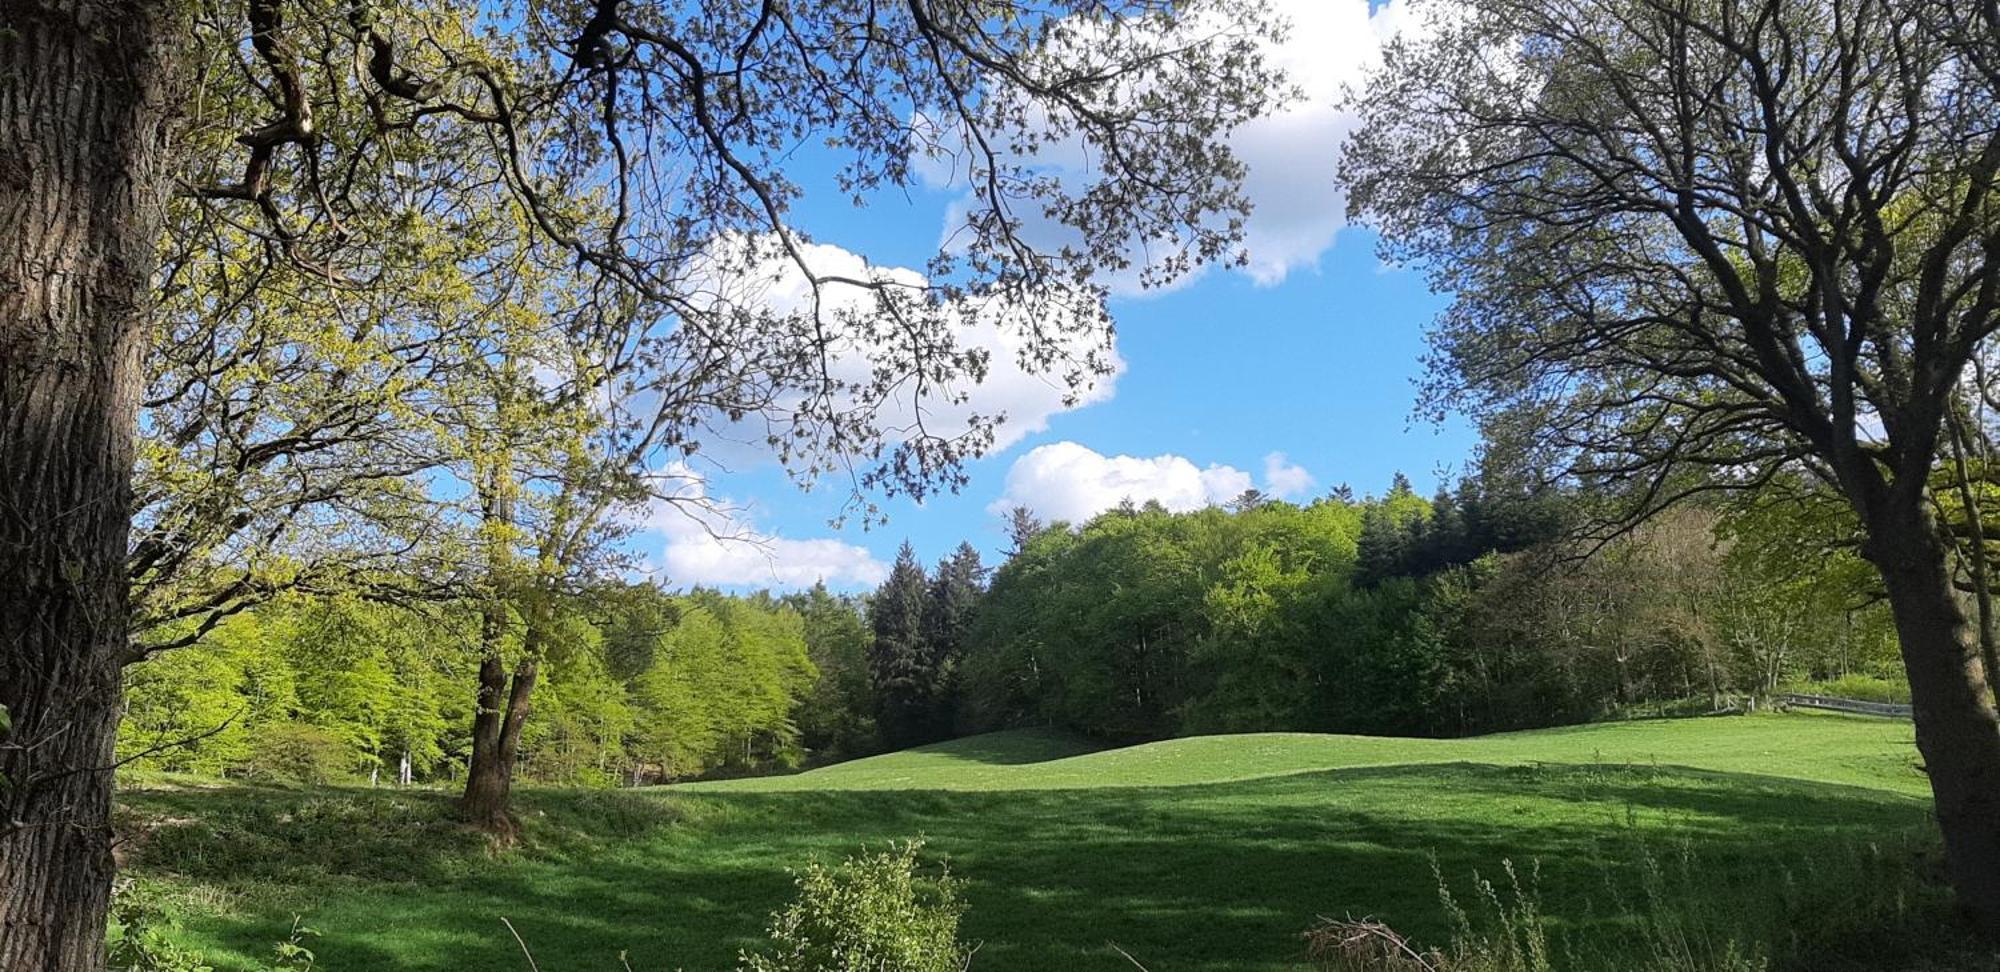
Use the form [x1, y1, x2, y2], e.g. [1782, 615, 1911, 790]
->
[1776, 693, 1913, 719]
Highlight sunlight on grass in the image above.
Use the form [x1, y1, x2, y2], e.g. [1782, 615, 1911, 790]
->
[677, 711, 1923, 796]
[120, 713, 1934, 972]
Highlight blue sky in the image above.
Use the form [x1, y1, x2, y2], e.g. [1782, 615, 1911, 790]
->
[633, 0, 1477, 589]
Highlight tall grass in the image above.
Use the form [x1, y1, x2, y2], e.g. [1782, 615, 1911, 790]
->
[1305, 834, 1964, 972]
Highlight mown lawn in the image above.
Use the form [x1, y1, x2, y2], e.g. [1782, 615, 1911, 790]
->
[119, 712, 1951, 971]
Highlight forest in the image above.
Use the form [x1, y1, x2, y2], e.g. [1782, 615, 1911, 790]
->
[118, 470, 1904, 787]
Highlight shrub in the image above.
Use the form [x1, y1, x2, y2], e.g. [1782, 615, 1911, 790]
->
[107, 879, 318, 972]
[108, 880, 216, 972]
[239, 723, 355, 785]
[738, 840, 973, 972]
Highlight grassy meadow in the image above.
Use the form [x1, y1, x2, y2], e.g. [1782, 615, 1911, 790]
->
[118, 712, 1953, 971]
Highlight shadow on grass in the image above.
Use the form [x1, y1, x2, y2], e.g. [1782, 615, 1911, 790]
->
[884, 728, 1106, 766]
[125, 764, 1942, 972]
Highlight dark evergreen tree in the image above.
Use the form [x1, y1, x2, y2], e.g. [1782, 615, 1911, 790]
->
[867, 542, 931, 749]
[1226, 488, 1267, 513]
[920, 543, 986, 740]
[1355, 505, 1409, 586]
[1417, 486, 1469, 574]
[1003, 506, 1044, 559]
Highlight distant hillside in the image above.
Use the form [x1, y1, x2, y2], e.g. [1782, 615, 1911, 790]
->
[677, 711, 1924, 795]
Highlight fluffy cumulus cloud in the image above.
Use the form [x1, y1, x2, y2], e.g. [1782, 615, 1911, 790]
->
[691, 235, 1121, 465]
[1227, 0, 1409, 284]
[1262, 451, 1316, 499]
[989, 441, 1316, 524]
[920, 0, 1430, 292]
[637, 464, 888, 589]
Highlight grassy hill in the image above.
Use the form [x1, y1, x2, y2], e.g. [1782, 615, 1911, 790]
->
[681, 710, 1927, 795]
[120, 713, 1947, 972]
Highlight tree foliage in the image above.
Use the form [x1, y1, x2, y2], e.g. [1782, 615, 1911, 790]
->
[1338, 0, 2000, 926]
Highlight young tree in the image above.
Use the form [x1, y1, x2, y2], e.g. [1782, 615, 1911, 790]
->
[1343, 0, 2000, 929]
[443, 330, 644, 833]
[1, 1, 1283, 961]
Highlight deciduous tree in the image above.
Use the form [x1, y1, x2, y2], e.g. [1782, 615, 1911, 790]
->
[1343, 0, 2000, 929]
[0, 0, 1283, 962]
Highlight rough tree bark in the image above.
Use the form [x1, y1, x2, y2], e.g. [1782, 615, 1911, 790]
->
[460, 652, 539, 836]
[0, 0, 175, 968]
[1865, 501, 2000, 932]
[459, 466, 538, 836]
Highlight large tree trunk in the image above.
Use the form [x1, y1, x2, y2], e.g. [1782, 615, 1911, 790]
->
[1867, 507, 2000, 935]
[460, 655, 540, 834]
[458, 461, 542, 835]
[0, 2, 174, 969]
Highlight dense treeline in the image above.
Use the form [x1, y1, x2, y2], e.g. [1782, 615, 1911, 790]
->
[124, 474, 1901, 786]
[952, 479, 1898, 742]
[123, 586, 830, 786]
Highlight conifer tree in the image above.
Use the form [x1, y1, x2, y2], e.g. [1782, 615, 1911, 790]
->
[920, 544, 986, 739]
[1356, 506, 1408, 586]
[867, 543, 931, 749]
[1003, 507, 1045, 559]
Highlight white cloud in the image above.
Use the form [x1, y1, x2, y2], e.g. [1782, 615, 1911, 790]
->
[660, 533, 890, 590]
[637, 463, 888, 590]
[922, 0, 1430, 293]
[1262, 451, 1316, 499]
[988, 441, 1258, 524]
[691, 236, 1121, 462]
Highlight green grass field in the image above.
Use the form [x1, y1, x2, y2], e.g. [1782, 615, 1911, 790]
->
[120, 713, 1949, 971]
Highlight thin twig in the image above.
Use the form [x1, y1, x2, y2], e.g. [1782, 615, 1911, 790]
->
[501, 917, 541, 972]
[1109, 941, 1152, 971]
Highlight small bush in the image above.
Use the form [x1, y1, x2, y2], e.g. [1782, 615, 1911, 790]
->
[738, 840, 973, 972]
[108, 880, 216, 972]
[108, 879, 318, 972]
[239, 723, 355, 785]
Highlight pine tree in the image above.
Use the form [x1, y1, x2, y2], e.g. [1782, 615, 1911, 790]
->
[867, 543, 930, 749]
[1003, 507, 1044, 559]
[1226, 489, 1267, 513]
[1422, 486, 1468, 573]
[920, 544, 986, 740]
[1356, 505, 1408, 586]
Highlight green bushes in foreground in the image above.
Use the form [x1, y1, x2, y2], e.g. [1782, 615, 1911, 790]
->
[108, 880, 317, 972]
[117, 831, 1973, 972]
[740, 841, 972, 972]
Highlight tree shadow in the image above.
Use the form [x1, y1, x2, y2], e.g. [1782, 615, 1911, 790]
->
[132, 763, 1940, 972]
[879, 728, 1105, 766]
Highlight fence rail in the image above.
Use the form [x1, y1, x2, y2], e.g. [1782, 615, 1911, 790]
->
[1776, 693, 1913, 719]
